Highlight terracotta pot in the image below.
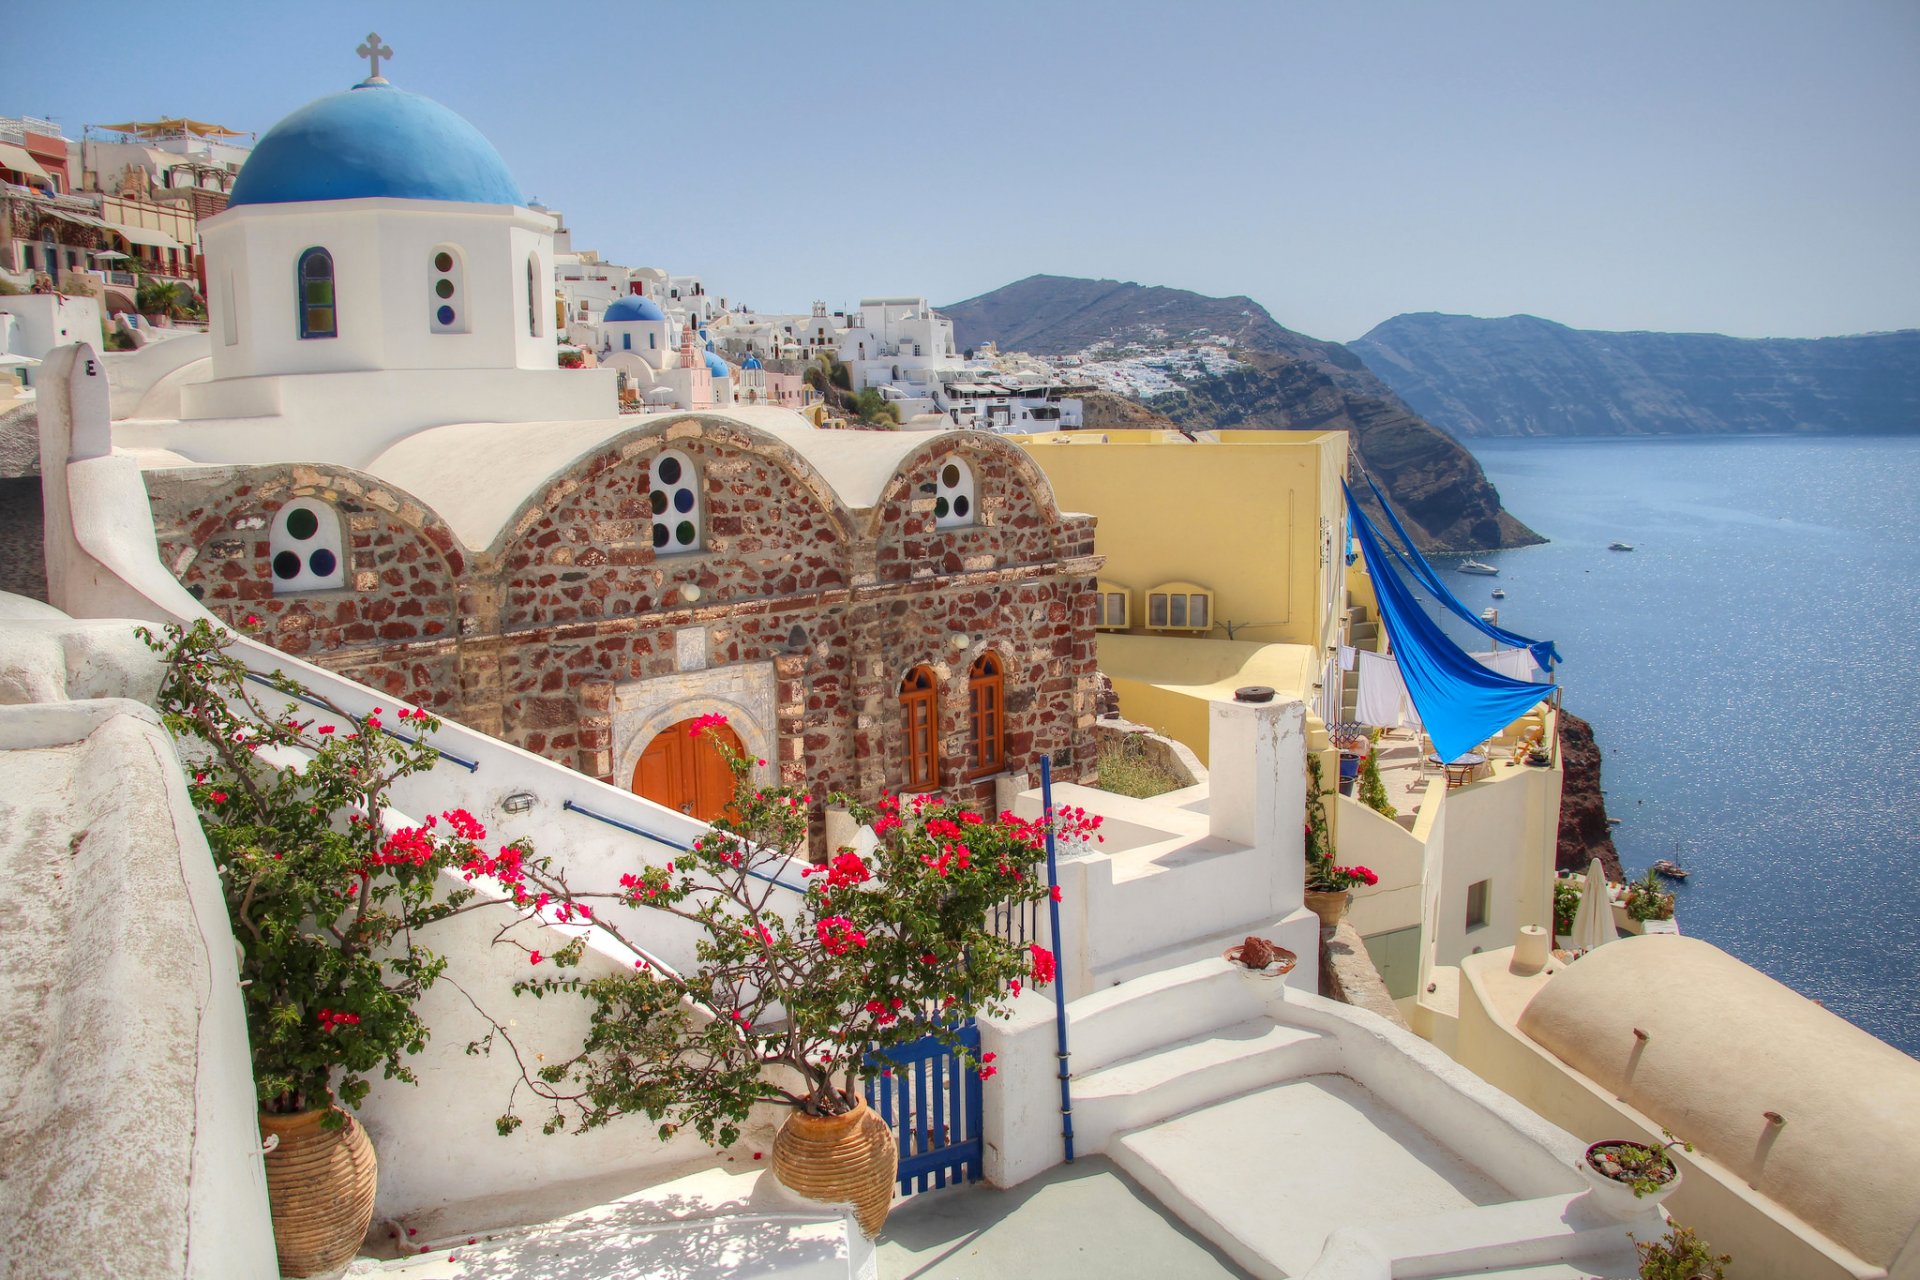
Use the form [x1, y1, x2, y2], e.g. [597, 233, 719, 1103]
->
[1303, 888, 1350, 930]
[259, 1107, 378, 1276]
[1577, 1140, 1681, 1220]
[771, 1095, 898, 1237]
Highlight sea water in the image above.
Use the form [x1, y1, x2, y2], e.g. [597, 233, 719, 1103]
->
[1428, 434, 1920, 1058]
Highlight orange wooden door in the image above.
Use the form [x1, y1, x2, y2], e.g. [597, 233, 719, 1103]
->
[633, 718, 744, 823]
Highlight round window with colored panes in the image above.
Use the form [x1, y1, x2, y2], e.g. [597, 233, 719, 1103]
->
[934, 456, 975, 529]
[649, 450, 702, 553]
[268, 500, 345, 592]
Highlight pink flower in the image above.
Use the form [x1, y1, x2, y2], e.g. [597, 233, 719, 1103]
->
[318, 725, 335, 735]
[687, 712, 731, 737]
[208, 790, 228, 804]
[529, 950, 543, 965]
[1029, 944, 1057, 985]
[1008, 978, 1022, 997]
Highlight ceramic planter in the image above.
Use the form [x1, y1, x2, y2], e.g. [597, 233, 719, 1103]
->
[1577, 1139, 1681, 1220]
[770, 1095, 899, 1237]
[259, 1106, 378, 1276]
[1303, 888, 1351, 930]
[1223, 941, 1297, 995]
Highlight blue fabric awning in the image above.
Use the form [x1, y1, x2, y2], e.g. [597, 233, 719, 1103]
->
[1345, 482, 1555, 763]
[1361, 475, 1561, 670]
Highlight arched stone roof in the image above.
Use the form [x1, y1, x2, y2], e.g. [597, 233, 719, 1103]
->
[1517, 934, 1920, 1268]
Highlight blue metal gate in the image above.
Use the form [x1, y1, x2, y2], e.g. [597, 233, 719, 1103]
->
[864, 1019, 984, 1195]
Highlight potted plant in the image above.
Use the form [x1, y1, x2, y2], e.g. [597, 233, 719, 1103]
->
[461, 718, 1093, 1236]
[140, 619, 491, 1276]
[1632, 1222, 1730, 1279]
[1553, 878, 1582, 939]
[1301, 755, 1377, 927]
[1303, 859, 1380, 929]
[1356, 729, 1396, 819]
[1625, 869, 1676, 924]
[1578, 1129, 1690, 1219]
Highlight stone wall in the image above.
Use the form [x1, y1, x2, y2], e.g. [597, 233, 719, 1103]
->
[1319, 920, 1410, 1030]
[145, 417, 1103, 851]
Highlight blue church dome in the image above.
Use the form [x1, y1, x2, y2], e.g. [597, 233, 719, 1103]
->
[742, 354, 763, 370]
[229, 82, 525, 207]
[604, 294, 666, 323]
[703, 350, 730, 378]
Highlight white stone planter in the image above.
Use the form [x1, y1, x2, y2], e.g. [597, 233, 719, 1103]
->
[1223, 943, 1296, 997]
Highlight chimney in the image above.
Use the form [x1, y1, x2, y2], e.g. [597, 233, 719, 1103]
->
[1209, 693, 1307, 915]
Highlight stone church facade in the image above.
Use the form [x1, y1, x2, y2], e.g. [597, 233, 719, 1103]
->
[146, 413, 1102, 846]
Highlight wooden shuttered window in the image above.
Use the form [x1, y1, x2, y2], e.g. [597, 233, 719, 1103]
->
[968, 652, 1005, 778]
[900, 665, 939, 792]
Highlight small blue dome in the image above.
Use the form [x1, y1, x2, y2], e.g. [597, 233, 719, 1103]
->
[604, 294, 666, 323]
[742, 354, 763, 370]
[230, 83, 524, 207]
[703, 350, 730, 378]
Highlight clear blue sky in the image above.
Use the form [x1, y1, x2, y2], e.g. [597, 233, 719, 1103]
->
[18, 1, 1919, 343]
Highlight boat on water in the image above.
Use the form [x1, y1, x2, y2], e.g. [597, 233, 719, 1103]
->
[1457, 560, 1499, 576]
[1479, 607, 1499, 622]
[1609, 542, 1635, 551]
[1651, 858, 1689, 880]
[1491, 588, 1506, 599]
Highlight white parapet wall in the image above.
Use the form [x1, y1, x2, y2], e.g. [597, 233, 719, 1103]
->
[0, 605, 277, 1278]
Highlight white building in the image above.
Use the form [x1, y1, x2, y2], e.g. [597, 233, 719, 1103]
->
[172, 71, 612, 448]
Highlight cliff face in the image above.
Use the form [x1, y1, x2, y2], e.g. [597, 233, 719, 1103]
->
[942, 276, 1541, 551]
[1556, 710, 1621, 881]
[1351, 312, 1920, 438]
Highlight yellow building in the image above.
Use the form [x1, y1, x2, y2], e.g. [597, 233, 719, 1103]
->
[1016, 428, 1349, 763]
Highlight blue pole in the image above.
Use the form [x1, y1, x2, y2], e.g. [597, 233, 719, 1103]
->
[1041, 756, 1075, 1164]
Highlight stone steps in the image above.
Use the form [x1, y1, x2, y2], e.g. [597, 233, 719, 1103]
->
[1072, 1018, 1332, 1155]
[1068, 958, 1280, 1074]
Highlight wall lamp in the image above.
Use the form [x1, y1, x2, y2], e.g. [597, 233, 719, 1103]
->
[501, 792, 537, 815]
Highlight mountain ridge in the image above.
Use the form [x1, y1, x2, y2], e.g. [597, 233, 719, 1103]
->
[1349, 312, 1920, 438]
[941, 276, 1540, 552]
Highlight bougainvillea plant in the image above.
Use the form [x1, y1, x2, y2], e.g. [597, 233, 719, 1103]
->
[1301, 753, 1378, 892]
[1305, 860, 1380, 893]
[139, 618, 502, 1123]
[463, 717, 1097, 1148]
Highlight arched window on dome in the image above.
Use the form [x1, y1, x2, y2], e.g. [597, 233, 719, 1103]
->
[968, 651, 1006, 778]
[934, 457, 974, 529]
[429, 246, 467, 335]
[269, 499, 344, 592]
[649, 450, 703, 555]
[900, 665, 939, 792]
[297, 247, 336, 340]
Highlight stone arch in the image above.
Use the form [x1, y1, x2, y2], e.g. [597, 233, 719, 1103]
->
[612, 684, 777, 802]
[863, 429, 1070, 545]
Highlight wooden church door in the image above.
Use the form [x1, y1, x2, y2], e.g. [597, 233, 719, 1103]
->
[633, 717, 744, 823]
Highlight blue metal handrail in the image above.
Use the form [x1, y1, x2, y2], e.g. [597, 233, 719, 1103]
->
[241, 671, 480, 771]
[1041, 755, 1075, 1164]
[562, 799, 808, 894]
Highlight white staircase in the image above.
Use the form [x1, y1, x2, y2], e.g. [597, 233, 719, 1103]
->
[1064, 961, 1336, 1156]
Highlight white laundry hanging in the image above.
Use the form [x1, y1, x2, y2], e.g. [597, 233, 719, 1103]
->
[1470, 647, 1545, 683]
[1355, 650, 1413, 728]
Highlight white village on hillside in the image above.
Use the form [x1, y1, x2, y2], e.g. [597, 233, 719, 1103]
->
[1, 38, 1915, 1280]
